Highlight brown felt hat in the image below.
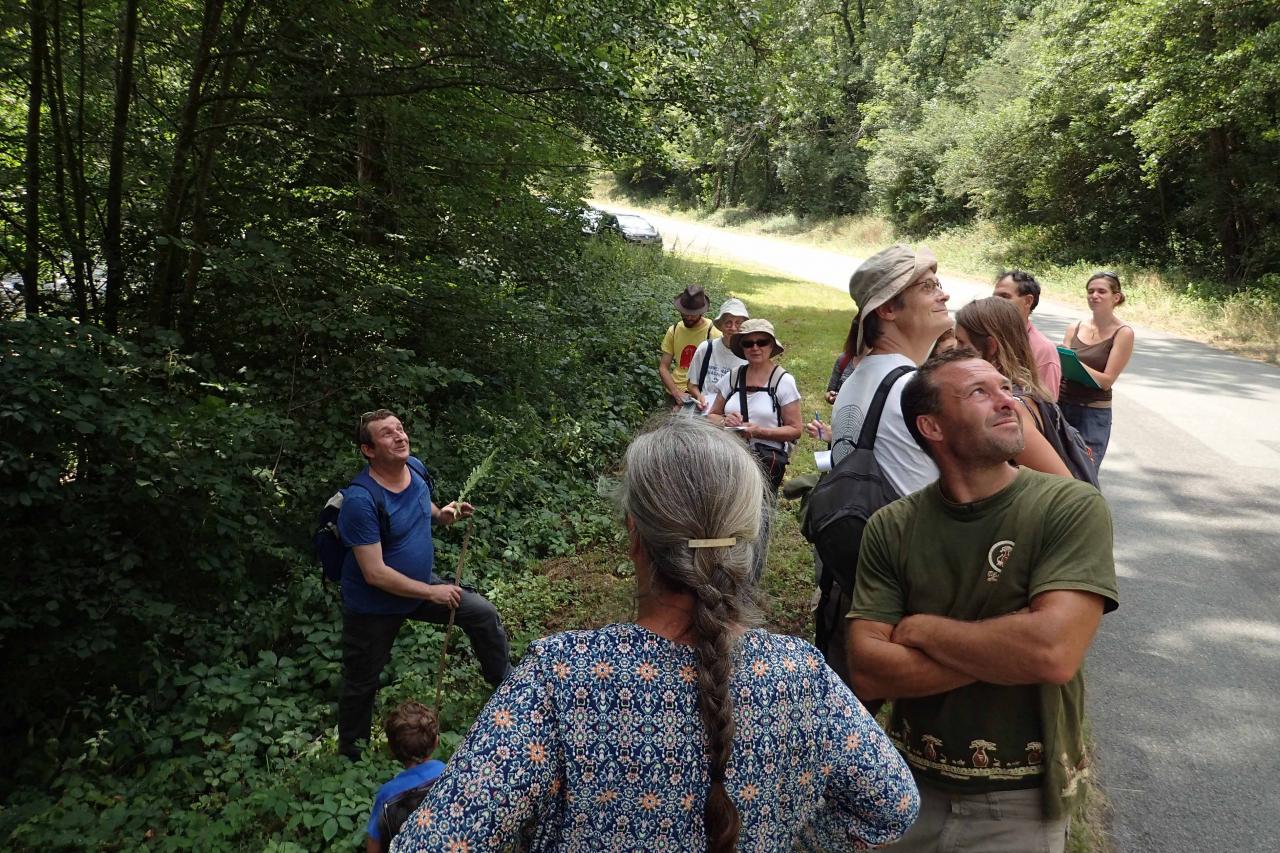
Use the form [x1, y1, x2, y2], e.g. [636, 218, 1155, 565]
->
[672, 285, 710, 314]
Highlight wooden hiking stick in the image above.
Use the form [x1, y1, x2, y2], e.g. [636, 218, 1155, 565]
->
[433, 514, 474, 714]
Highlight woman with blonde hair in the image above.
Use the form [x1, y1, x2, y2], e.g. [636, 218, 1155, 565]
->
[392, 417, 918, 852]
[953, 297, 1073, 478]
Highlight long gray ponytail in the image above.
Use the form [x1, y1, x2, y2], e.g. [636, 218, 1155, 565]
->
[617, 416, 766, 851]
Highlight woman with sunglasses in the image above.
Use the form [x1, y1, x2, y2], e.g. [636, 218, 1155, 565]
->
[708, 319, 803, 495]
[1059, 272, 1135, 472]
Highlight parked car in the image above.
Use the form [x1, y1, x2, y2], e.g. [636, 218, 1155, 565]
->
[613, 213, 663, 247]
[579, 207, 620, 237]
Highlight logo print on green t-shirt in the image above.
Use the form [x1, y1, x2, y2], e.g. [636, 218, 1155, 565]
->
[986, 540, 1014, 583]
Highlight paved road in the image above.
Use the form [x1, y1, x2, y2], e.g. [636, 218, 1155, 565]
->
[604, 203, 1280, 852]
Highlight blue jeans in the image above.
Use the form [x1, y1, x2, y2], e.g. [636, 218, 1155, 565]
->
[1060, 403, 1112, 473]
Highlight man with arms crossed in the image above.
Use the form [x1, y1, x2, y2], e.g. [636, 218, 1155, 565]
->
[848, 349, 1118, 851]
[337, 409, 511, 760]
[994, 269, 1061, 400]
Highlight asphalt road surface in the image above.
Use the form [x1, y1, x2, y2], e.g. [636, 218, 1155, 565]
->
[604, 204, 1280, 853]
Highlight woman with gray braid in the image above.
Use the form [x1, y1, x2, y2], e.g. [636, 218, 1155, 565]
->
[392, 417, 919, 852]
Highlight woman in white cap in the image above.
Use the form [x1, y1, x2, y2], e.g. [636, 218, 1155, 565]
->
[686, 298, 750, 413]
[708, 318, 802, 495]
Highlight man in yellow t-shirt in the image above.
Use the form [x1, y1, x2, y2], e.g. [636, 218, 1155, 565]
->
[659, 285, 721, 408]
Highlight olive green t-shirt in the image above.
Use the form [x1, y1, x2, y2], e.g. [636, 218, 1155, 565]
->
[849, 468, 1118, 818]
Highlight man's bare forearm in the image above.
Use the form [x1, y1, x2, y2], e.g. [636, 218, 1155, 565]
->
[892, 605, 1096, 686]
[850, 628, 976, 700]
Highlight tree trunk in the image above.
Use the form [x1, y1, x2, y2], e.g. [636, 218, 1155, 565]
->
[23, 0, 48, 317]
[104, 0, 140, 335]
[356, 102, 394, 243]
[75, 0, 97, 319]
[178, 0, 256, 341]
[1207, 127, 1245, 283]
[45, 0, 90, 323]
[149, 0, 225, 330]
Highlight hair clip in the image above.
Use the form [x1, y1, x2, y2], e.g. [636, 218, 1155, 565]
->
[687, 537, 737, 548]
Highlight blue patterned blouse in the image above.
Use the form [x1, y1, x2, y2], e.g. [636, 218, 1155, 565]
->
[390, 623, 918, 852]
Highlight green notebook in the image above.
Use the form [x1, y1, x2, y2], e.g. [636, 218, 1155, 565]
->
[1058, 345, 1102, 390]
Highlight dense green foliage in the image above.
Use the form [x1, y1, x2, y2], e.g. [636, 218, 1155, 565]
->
[0, 0, 725, 847]
[619, 0, 1280, 289]
[3, 0, 1274, 846]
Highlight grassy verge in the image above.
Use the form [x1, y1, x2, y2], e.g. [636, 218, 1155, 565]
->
[595, 182, 1280, 365]
[531, 255, 1113, 850]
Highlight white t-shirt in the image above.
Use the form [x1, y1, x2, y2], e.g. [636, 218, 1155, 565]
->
[715, 367, 801, 451]
[830, 353, 938, 496]
[688, 339, 748, 407]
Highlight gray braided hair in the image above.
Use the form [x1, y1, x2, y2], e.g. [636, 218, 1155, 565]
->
[617, 415, 766, 852]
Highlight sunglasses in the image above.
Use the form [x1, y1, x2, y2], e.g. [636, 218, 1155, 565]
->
[740, 337, 773, 350]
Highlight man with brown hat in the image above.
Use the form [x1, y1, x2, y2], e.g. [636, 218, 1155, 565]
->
[659, 284, 721, 408]
[829, 244, 952, 497]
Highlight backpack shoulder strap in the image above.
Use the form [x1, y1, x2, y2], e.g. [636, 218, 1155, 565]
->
[735, 365, 750, 422]
[348, 468, 390, 541]
[1013, 392, 1046, 434]
[766, 365, 785, 426]
[405, 456, 435, 497]
[695, 339, 712, 391]
[857, 365, 916, 450]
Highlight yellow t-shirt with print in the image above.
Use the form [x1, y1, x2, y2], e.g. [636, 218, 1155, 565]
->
[661, 318, 721, 392]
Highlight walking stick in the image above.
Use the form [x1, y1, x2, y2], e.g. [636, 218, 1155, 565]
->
[433, 513, 473, 715]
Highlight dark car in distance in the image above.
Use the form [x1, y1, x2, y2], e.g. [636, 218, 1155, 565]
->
[613, 213, 663, 248]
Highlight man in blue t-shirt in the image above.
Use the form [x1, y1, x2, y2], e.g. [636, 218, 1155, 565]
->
[337, 409, 510, 760]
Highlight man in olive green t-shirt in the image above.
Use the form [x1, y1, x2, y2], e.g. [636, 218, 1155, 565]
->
[847, 348, 1118, 853]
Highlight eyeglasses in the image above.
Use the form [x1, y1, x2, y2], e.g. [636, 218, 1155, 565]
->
[911, 277, 943, 295]
[739, 337, 772, 350]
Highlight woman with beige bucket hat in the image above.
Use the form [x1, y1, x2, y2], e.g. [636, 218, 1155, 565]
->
[708, 318, 802, 495]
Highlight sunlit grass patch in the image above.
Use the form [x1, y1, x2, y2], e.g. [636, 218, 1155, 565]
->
[536, 256, 848, 641]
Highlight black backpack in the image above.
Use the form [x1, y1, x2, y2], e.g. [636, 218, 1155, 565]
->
[801, 366, 915, 669]
[376, 778, 438, 851]
[1017, 395, 1100, 488]
[726, 364, 792, 457]
[312, 457, 434, 583]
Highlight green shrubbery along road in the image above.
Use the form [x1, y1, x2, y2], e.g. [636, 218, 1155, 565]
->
[1, 241, 684, 849]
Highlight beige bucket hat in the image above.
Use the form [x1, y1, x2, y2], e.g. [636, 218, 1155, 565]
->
[848, 244, 937, 355]
[730, 318, 784, 358]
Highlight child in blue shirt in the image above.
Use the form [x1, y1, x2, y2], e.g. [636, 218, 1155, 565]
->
[365, 700, 445, 853]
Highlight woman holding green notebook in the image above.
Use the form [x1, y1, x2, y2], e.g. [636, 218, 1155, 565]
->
[1059, 271, 1135, 472]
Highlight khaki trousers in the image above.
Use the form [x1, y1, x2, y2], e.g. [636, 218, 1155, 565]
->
[886, 781, 1069, 853]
